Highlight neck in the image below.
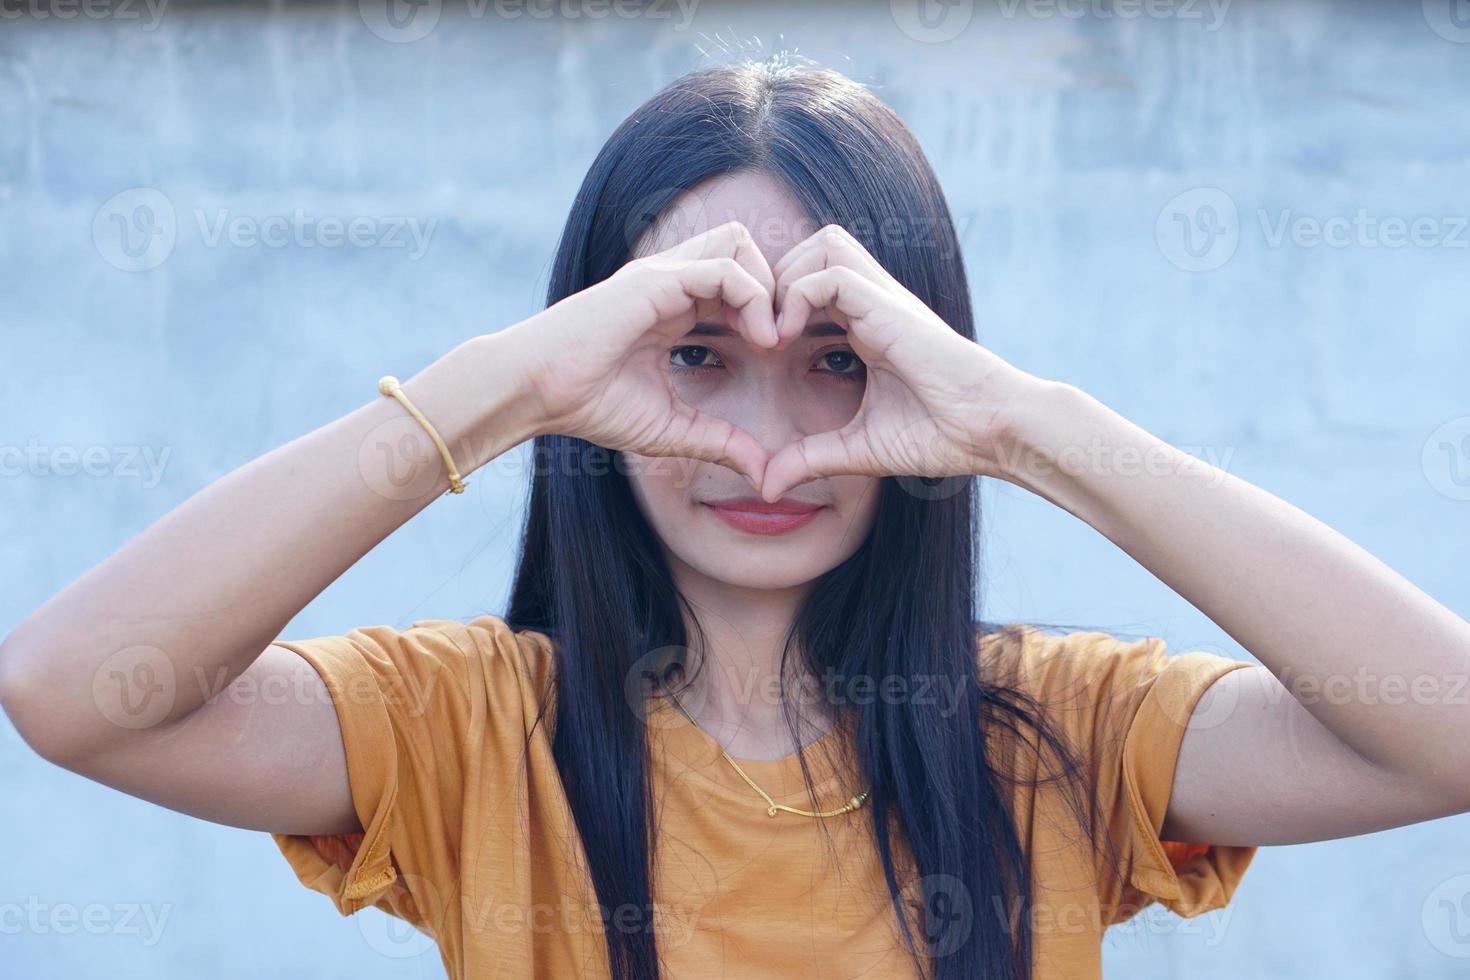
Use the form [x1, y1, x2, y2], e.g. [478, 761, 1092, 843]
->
[663, 555, 834, 761]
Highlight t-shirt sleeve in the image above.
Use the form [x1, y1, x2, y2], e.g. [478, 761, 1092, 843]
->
[1006, 627, 1260, 925]
[267, 612, 540, 931]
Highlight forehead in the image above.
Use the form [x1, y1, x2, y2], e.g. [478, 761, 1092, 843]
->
[631, 170, 818, 268]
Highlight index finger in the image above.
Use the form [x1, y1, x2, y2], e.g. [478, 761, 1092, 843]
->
[645, 220, 778, 303]
[771, 223, 898, 313]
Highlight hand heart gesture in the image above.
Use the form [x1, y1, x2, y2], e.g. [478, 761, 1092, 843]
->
[512, 221, 782, 491]
[757, 224, 1030, 501]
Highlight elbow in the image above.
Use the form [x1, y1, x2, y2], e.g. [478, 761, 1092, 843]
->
[0, 636, 41, 751]
[0, 631, 33, 723]
[0, 634, 90, 769]
[0, 635, 51, 759]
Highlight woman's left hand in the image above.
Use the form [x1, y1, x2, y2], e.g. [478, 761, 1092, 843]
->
[758, 224, 1047, 501]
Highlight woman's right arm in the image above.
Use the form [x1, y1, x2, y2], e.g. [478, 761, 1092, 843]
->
[0, 327, 549, 837]
[0, 219, 780, 838]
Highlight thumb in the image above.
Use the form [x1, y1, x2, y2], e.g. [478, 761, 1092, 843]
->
[663, 404, 771, 493]
[759, 429, 857, 502]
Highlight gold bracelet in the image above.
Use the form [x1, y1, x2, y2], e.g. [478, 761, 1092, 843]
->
[377, 375, 467, 495]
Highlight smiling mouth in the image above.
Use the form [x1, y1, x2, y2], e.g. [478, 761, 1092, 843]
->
[699, 496, 825, 536]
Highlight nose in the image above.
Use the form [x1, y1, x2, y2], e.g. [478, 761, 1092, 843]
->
[690, 354, 856, 460]
[727, 372, 809, 458]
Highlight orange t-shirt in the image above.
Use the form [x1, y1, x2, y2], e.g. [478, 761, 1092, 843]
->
[270, 614, 1258, 979]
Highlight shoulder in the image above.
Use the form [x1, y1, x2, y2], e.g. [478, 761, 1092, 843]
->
[393, 613, 560, 714]
[976, 623, 1256, 748]
[978, 623, 1165, 708]
[398, 613, 557, 678]
[277, 612, 560, 728]
[978, 621, 1251, 697]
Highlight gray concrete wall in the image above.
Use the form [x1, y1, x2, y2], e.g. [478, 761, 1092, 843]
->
[2, 0, 1469, 976]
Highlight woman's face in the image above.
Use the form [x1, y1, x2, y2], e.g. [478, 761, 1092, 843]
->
[622, 171, 882, 591]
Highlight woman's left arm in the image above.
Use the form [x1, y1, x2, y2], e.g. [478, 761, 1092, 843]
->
[762, 222, 1470, 847]
[1000, 378, 1470, 846]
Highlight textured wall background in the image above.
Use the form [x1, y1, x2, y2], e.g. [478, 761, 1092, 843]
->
[3, 0, 1470, 976]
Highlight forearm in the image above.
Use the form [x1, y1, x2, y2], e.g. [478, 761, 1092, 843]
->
[0, 328, 543, 760]
[999, 380, 1470, 792]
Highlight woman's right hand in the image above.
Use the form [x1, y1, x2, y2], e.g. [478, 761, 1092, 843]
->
[502, 221, 781, 490]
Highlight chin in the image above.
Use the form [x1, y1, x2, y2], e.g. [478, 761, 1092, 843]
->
[671, 544, 839, 591]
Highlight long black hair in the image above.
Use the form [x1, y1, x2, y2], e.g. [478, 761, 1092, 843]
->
[506, 54, 1113, 980]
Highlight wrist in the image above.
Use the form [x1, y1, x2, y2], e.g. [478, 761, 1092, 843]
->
[990, 376, 1114, 503]
[462, 327, 555, 456]
[397, 330, 546, 477]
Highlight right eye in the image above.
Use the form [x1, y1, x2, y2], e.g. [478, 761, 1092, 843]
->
[670, 345, 725, 373]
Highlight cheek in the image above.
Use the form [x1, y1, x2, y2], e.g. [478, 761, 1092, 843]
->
[782, 373, 865, 431]
[622, 451, 704, 506]
[831, 474, 883, 528]
[813, 379, 865, 429]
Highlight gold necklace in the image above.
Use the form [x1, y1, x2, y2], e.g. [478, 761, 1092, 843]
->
[660, 685, 870, 819]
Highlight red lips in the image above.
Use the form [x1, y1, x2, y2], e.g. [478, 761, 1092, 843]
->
[700, 496, 824, 535]
[702, 495, 822, 513]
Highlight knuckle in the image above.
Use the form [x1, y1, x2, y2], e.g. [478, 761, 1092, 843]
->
[618, 256, 652, 280]
[714, 255, 741, 275]
[707, 220, 745, 252]
[819, 223, 850, 245]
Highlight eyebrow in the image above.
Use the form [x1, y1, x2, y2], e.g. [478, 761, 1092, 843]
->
[687, 321, 847, 339]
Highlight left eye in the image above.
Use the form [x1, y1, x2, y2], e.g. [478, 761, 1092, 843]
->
[670, 346, 723, 370]
[818, 349, 865, 376]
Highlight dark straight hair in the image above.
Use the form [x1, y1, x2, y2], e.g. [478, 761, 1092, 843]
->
[506, 54, 1111, 980]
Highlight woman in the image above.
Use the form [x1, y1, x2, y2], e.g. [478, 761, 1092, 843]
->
[2, 57, 1467, 980]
